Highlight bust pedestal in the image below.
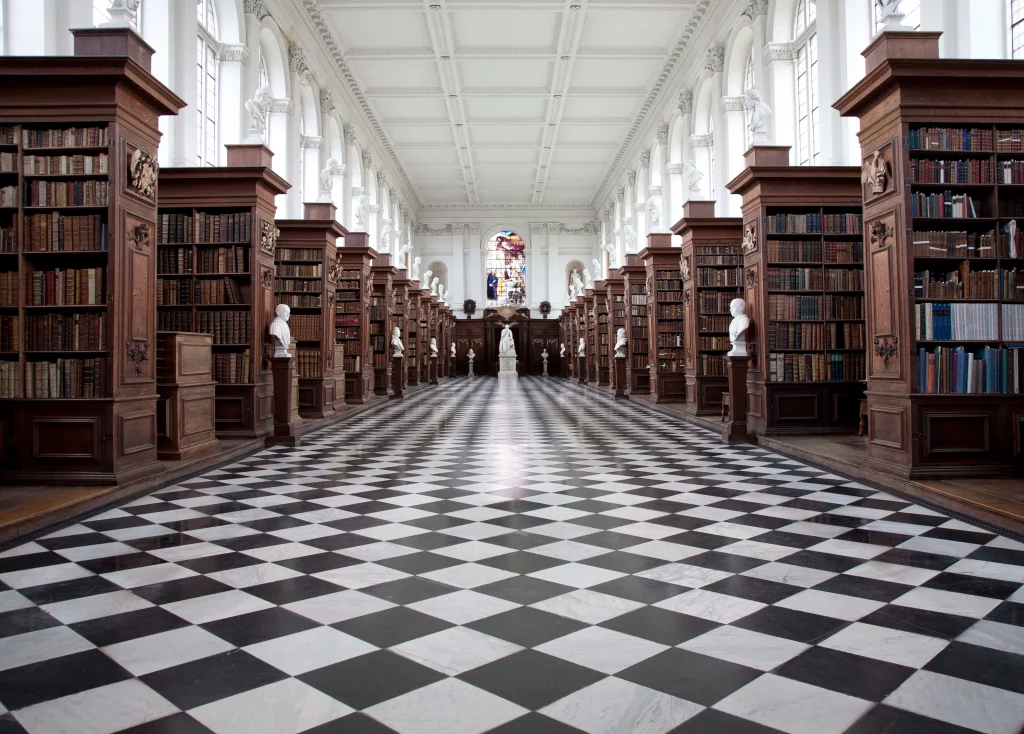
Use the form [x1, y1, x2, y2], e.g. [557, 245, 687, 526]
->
[542, 354, 548, 377]
[499, 355, 518, 378]
[614, 355, 627, 399]
[391, 356, 404, 399]
[468, 356, 475, 376]
[722, 355, 753, 444]
[429, 356, 438, 385]
[577, 356, 586, 385]
[267, 350, 302, 446]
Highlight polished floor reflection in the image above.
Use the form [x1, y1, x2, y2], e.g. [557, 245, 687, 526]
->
[1, 376, 1023, 733]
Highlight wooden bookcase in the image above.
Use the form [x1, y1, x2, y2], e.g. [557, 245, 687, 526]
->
[673, 200, 743, 415]
[558, 308, 568, 377]
[419, 288, 431, 382]
[574, 296, 587, 380]
[621, 254, 650, 395]
[604, 271, 626, 390]
[641, 233, 685, 403]
[727, 147, 864, 435]
[584, 288, 597, 382]
[0, 30, 185, 482]
[274, 202, 347, 419]
[370, 254, 397, 397]
[441, 306, 453, 377]
[392, 269, 411, 393]
[594, 283, 610, 385]
[158, 145, 288, 440]
[836, 31, 1024, 477]
[335, 235, 376, 404]
[407, 278, 420, 386]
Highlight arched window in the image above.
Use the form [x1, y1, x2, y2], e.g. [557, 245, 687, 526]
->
[485, 231, 526, 307]
[196, 0, 219, 166]
[743, 51, 755, 148]
[874, 0, 921, 32]
[794, 0, 819, 166]
[1011, 0, 1024, 58]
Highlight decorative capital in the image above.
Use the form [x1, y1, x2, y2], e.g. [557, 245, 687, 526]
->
[320, 88, 335, 113]
[300, 135, 323, 150]
[742, 0, 768, 19]
[269, 98, 293, 114]
[763, 42, 795, 64]
[666, 163, 684, 175]
[468, 222, 482, 235]
[657, 123, 669, 146]
[678, 90, 694, 115]
[217, 44, 249, 63]
[720, 95, 746, 113]
[616, 188, 624, 203]
[362, 150, 373, 169]
[329, 162, 346, 176]
[689, 133, 713, 148]
[704, 43, 725, 73]
[243, 0, 268, 19]
[627, 171, 637, 187]
[377, 171, 387, 190]
[640, 151, 651, 169]
[343, 124, 357, 146]
[289, 45, 310, 76]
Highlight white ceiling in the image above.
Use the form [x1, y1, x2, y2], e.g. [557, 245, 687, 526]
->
[315, 0, 700, 208]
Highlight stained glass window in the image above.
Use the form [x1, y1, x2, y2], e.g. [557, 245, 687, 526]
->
[485, 231, 526, 307]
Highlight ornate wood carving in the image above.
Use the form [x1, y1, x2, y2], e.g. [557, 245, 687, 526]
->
[126, 339, 149, 375]
[127, 222, 151, 249]
[680, 255, 690, 280]
[874, 335, 898, 368]
[260, 267, 273, 289]
[862, 148, 890, 197]
[741, 221, 758, 253]
[128, 147, 157, 199]
[260, 220, 279, 255]
[870, 219, 893, 250]
[745, 268, 757, 289]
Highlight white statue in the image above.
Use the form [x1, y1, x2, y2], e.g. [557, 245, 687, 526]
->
[391, 326, 404, 358]
[744, 88, 771, 141]
[430, 277, 439, 296]
[499, 323, 516, 357]
[245, 85, 272, 140]
[577, 337, 586, 358]
[451, 342, 456, 358]
[444, 292, 452, 308]
[583, 268, 594, 289]
[467, 348, 476, 375]
[411, 256, 421, 281]
[614, 328, 627, 358]
[728, 298, 750, 357]
[355, 195, 368, 228]
[648, 199, 661, 227]
[269, 304, 292, 358]
[559, 343, 566, 358]
[570, 269, 584, 298]
[397, 243, 412, 270]
[623, 224, 638, 253]
[541, 348, 549, 376]
[876, 0, 906, 30]
[319, 164, 335, 202]
[603, 240, 620, 270]
[592, 258, 603, 281]
[430, 338, 438, 358]
[437, 284, 445, 302]
[380, 224, 391, 254]
[684, 160, 703, 196]
[423, 269, 433, 289]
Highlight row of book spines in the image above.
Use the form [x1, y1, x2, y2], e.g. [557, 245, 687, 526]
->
[767, 322, 866, 351]
[766, 270, 865, 291]
[289, 314, 323, 342]
[24, 313, 105, 351]
[767, 295, 864, 320]
[999, 161, 1024, 184]
[765, 214, 863, 234]
[656, 333, 684, 348]
[19, 127, 108, 149]
[1002, 198, 1024, 218]
[0, 186, 15, 207]
[23, 180, 108, 207]
[913, 302, 1024, 341]
[0, 225, 14, 253]
[279, 294, 321, 308]
[213, 350, 251, 384]
[159, 248, 249, 275]
[699, 293, 735, 313]
[917, 345, 1024, 394]
[768, 353, 867, 383]
[698, 315, 732, 332]
[0, 360, 19, 398]
[657, 306, 685, 319]
[696, 257, 743, 266]
[24, 357, 108, 398]
[158, 278, 245, 306]
[0, 272, 18, 307]
[29, 268, 106, 306]
[914, 268, 1024, 301]
[655, 280, 684, 291]
[278, 249, 324, 262]
[910, 192, 979, 218]
[20, 154, 108, 175]
[908, 128, 994, 152]
[699, 354, 727, 376]
[156, 311, 254, 345]
[766, 242, 864, 264]
[0, 315, 17, 351]
[631, 356, 649, 369]
[24, 214, 107, 252]
[656, 359, 685, 373]
[697, 272, 741, 287]
[157, 213, 253, 244]
[910, 159, 992, 184]
[276, 265, 322, 278]
[699, 336, 731, 350]
[275, 279, 322, 292]
[296, 348, 323, 378]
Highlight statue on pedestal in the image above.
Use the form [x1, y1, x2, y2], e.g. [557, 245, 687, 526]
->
[429, 338, 438, 358]
[623, 224, 638, 253]
[876, 0, 906, 29]
[614, 328, 627, 358]
[438, 284, 446, 302]
[583, 267, 594, 289]
[397, 243, 412, 270]
[603, 240, 619, 270]
[269, 304, 292, 358]
[570, 269, 584, 299]
[430, 277, 439, 296]
[541, 348, 549, 376]
[245, 85, 272, 141]
[728, 298, 750, 357]
[560, 343, 566, 358]
[467, 348, 476, 375]
[684, 160, 703, 196]
[411, 257, 421, 281]
[450, 342, 456, 358]
[578, 338, 586, 357]
[499, 324, 516, 356]
[423, 269, 433, 288]
[391, 326, 404, 358]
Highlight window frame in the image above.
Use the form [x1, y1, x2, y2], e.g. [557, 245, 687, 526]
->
[793, 0, 820, 166]
[1011, 0, 1024, 59]
[196, 0, 219, 167]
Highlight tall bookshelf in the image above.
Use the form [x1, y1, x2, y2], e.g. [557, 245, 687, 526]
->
[641, 233, 685, 402]
[0, 30, 185, 482]
[335, 235, 376, 404]
[370, 254, 397, 396]
[407, 278, 420, 386]
[836, 31, 1024, 476]
[727, 147, 864, 435]
[584, 289, 597, 382]
[419, 288, 431, 382]
[392, 268, 411, 393]
[274, 202, 347, 419]
[158, 145, 288, 440]
[672, 200, 742, 416]
[604, 271, 626, 390]
[575, 296, 587, 381]
[441, 305, 453, 378]
[621, 255, 650, 395]
[594, 283, 610, 385]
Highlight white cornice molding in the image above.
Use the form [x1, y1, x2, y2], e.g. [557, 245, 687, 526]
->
[269, 98, 293, 114]
[559, 222, 600, 236]
[763, 41, 796, 63]
[217, 44, 249, 63]
[720, 96, 746, 113]
[300, 135, 323, 149]
[690, 133, 713, 148]
[742, 0, 769, 19]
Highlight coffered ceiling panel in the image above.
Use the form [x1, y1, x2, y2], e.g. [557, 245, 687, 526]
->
[311, 0, 701, 209]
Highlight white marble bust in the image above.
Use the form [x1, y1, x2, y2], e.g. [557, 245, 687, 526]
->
[583, 267, 593, 289]
[430, 338, 438, 358]
[411, 257, 421, 282]
[578, 338, 586, 357]
[269, 304, 292, 358]
[391, 326, 404, 358]
[559, 343, 566, 357]
[614, 328, 627, 358]
[430, 277, 439, 296]
[728, 298, 750, 357]
[541, 348, 548, 360]
[450, 342, 456, 358]
[467, 348, 476, 361]
[499, 324, 516, 356]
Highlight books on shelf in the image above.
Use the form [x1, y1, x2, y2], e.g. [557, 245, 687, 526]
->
[157, 278, 191, 305]
[213, 349, 251, 384]
[769, 323, 824, 350]
[0, 186, 15, 207]
[908, 127, 993, 151]
[195, 311, 252, 345]
[914, 265, 1024, 300]
[24, 180, 108, 207]
[22, 126, 109, 149]
[0, 314, 18, 351]
[698, 335, 730, 350]
[697, 268, 740, 286]
[159, 213, 194, 243]
[280, 294, 321, 308]
[157, 311, 193, 333]
[998, 160, 1024, 184]
[699, 291, 734, 314]
[296, 347, 322, 378]
[997, 130, 1024, 152]
[695, 247, 742, 266]
[767, 268, 824, 291]
[0, 360, 19, 398]
[25, 312, 105, 351]
[910, 158, 992, 184]
[911, 191, 979, 218]
[917, 345, 1024, 394]
[25, 213, 107, 251]
[24, 357, 107, 398]
[278, 249, 324, 262]
[22, 154, 108, 175]
[195, 212, 252, 243]
[196, 246, 247, 274]
[768, 294, 821, 320]
[698, 314, 731, 332]
[825, 295, 864, 319]
[192, 277, 243, 306]
[0, 222, 14, 253]
[768, 353, 865, 382]
[30, 267, 106, 305]
[277, 264, 322, 278]
[699, 353, 727, 376]
[0, 271, 17, 306]
[766, 213, 862, 234]
[826, 269, 864, 291]
[825, 241, 864, 264]
[289, 314, 321, 342]
[767, 240, 822, 263]
[1003, 303, 1024, 340]
[914, 302, 999, 340]
[911, 230, 997, 258]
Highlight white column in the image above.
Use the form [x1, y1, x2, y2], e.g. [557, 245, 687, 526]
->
[268, 99, 292, 214]
[468, 225, 483, 305]
[764, 42, 796, 162]
[367, 205, 379, 254]
[242, 5, 263, 125]
[300, 135, 322, 207]
[690, 134, 714, 202]
[172, 0, 198, 166]
[141, 0, 174, 167]
[677, 91, 695, 211]
[545, 223, 561, 307]
[217, 45, 248, 163]
[666, 164, 685, 222]
[720, 96, 746, 216]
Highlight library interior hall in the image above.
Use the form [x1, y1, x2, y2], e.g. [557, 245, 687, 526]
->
[5, 0, 1024, 733]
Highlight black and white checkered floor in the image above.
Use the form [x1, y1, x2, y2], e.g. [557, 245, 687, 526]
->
[2, 376, 1024, 734]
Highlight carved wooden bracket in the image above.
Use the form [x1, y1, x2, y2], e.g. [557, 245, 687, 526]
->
[127, 223, 151, 250]
[874, 335, 899, 368]
[745, 268, 757, 289]
[260, 267, 273, 289]
[125, 339, 149, 374]
[741, 221, 758, 253]
[260, 220, 279, 255]
[863, 149, 890, 196]
[683, 290, 691, 306]
[870, 220, 894, 250]
[680, 256, 690, 281]
[129, 148, 157, 199]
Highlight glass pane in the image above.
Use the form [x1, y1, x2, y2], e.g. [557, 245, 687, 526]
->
[485, 231, 527, 307]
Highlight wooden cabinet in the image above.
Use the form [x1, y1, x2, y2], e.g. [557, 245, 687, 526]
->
[370, 254, 397, 397]
[156, 331, 219, 461]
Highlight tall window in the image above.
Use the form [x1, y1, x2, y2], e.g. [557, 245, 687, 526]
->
[485, 231, 526, 307]
[794, 0, 819, 166]
[743, 51, 755, 148]
[196, 0, 219, 166]
[1012, 0, 1024, 59]
[874, 0, 921, 32]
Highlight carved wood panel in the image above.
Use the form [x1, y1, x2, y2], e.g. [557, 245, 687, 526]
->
[867, 209, 900, 379]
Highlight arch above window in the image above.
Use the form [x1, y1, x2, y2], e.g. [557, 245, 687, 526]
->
[486, 231, 526, 308]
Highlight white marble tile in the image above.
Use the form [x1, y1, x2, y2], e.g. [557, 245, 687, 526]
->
[825, 506, 893, 520]
[439, 522, 515, 541]
[189, 677, 353, 734]
[843, 560, 940, 586]
[182, 524, 260, 542]
[717, 540, 798, 562]
[266, 524, 344, 542]
[12, 679, 178, 734]
[101, 625, 234, 676]
[820, 622, 948, 668]
[885, 670, 1024, 734]
[654, 589, 766, 624]
[610, 522, 684, 540]
[214, 508, 282, 523]
[38, 524, 94, 539]
[752, 506, 821, 522]
[162, 589, 272, 625]
[681, 626, 809, 672]
[527, 540, 609, 562]
[53, 542, 139, 563]
[536, 626, 667, 674]
[524, 522, 601, 540]
[392, 626, 522, 675]
[148, 542, 234, 563]
[528, 563, 626, 589]
[244, 626, 376, 676]
[429, 541, 513, 562]
[635, 563, 733, 588]
[806, 539, 890, 559]
[421, 562, 517, 589]
[777, 522, 851, 540]
[694, 522, 768, 540]
[0, 626, 95, 672]
[444, 507, 513, 522]
[892, 586, 1002, 619]
[42, 590, 154, 625]
[622, 541, 705, 562]
[335, 542, 419, 563]
[540, 676, 703, 734]
[283, 589, 396, 625]
[740, 562, 837, 588]
[531, 589, 644, 624]
[714, 673, 873, 734]
[0, 589, 33, 613]
[366, 678, 527, 734]
[133, 508, 208, 523]
[958, 620, 1024, 657]
[100, 525, 177, 542]
[408, 589, 519, 625]
[313, 562, 410, 589]
[0, 562, 96, 590]
[101, 562, 198, 589]
[946, 558, 1024, 584]
[858, 520, 933, 537]
[988, 535, 1024, 552]
[771, 588, 886, 621]
[206, 562, 303, 589]
[240, 542, 326, 563]
[897, 536, 981, 558]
